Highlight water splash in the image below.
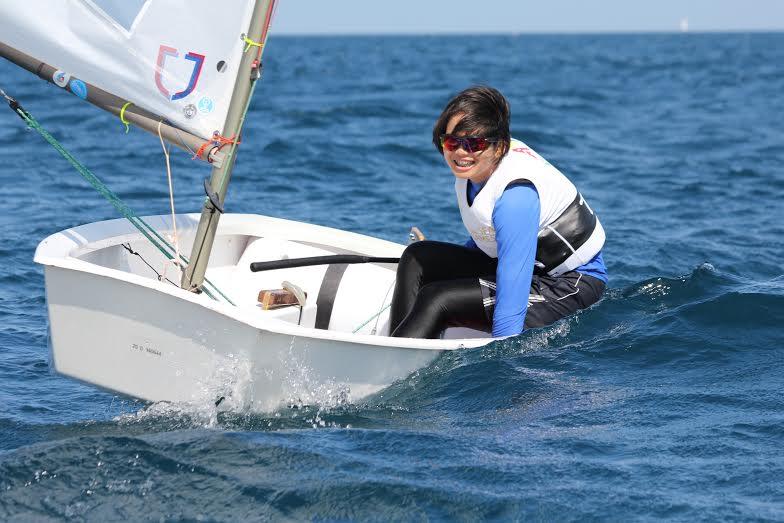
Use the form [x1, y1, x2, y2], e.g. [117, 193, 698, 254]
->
[279, 338, 352, 410]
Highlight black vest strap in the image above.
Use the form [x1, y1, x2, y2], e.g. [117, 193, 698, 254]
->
[535, 192, 597, 273]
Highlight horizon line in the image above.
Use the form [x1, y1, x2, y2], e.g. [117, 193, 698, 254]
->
[270, 28, 784, 37]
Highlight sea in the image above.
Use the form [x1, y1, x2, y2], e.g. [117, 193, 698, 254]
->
[1, 33, 783, 521]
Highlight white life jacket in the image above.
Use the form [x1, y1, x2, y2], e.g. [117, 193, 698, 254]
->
[455, 139, 606, 276]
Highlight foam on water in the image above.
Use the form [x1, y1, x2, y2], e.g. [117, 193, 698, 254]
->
[277, 338, 353, 410]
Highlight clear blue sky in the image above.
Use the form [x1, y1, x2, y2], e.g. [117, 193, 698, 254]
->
[270, 0, 784, 34]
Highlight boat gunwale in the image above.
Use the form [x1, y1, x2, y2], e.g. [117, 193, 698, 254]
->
[34, 213, 494, 351]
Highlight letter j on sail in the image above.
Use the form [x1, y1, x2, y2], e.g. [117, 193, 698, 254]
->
[155, 45, 205, 101]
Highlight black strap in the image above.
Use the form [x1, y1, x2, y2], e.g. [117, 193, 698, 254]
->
[315, 264, 349, 330]
[203, 179, 224, 213]
[535, 192, 597, 273]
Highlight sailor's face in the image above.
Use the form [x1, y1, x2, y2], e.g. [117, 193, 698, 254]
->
[442, 114, 501, 184]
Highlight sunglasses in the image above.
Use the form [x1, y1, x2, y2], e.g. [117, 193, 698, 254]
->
[440, 134, 499, 153]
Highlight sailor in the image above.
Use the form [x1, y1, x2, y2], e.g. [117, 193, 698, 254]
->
[389, 86, 607, 338]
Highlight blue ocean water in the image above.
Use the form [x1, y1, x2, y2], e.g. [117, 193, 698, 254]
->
[1, 33, 783, 521]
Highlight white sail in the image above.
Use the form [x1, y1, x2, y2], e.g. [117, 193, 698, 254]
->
[0, 0, 258, 139]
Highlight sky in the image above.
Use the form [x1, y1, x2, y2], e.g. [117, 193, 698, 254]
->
[270, 0, 784, 35]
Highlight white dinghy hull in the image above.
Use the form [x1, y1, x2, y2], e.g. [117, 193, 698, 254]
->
[36, 214, 492, 412]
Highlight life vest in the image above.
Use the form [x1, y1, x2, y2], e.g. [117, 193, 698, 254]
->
[455, 139, 605, 276]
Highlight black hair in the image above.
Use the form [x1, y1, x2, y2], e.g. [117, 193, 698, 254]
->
[432, 85, 511, 162]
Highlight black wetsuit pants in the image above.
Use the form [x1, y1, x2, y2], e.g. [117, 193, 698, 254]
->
[389, 241, 605, 339]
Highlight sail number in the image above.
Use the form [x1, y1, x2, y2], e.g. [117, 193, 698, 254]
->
[130, 343, 162, 358]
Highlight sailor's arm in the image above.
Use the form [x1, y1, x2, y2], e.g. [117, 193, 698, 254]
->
[491, 183, 540, 337]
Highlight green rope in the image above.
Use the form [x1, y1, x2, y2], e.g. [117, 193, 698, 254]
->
[9, 99, 234, 305]
[352, 304, 391, 334]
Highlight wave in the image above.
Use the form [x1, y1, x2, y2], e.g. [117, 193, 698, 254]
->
[14, 264, 779, 433]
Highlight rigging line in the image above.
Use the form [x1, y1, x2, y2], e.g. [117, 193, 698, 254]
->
[214, 77, 260, 198]
[257, 0, 277, 61]
[242, 1, 275, 59]
[108, 95, 199, 160]
[193, 132, 240, 161]
[158, 120, 182, 284]
[352, 304, 392, 335]
[206, 0, 275, 196]
[121, 243, 179, 287]
[104, 178, 231, 301]
[212, 111, 249, 197]
[211, 2, 275, 197]
[371, 279, 397, 335]
[0, 87, 14, 103]
[3, 96, 231, 303]
[167, 120, 198, 157]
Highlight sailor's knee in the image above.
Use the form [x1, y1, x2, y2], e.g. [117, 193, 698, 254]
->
[400, 240, 435, 262]
[397, 241, 439, 274]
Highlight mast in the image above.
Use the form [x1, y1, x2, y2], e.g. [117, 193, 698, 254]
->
[180, 0, 275, 292]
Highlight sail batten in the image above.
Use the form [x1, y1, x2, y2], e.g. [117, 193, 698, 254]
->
[0, 0, 257, 140]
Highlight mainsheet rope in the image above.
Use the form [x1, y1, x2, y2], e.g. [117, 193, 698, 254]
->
[157, 120, 183, 284]
[115, 99, 202, 161]
[2, 91, 234, 305]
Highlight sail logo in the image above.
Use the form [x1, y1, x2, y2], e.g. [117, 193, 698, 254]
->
[198, 97, 215, 114]
[155, 45, 205, 101]
[52, 70, 71, 88]
[69, 80, 88, 100]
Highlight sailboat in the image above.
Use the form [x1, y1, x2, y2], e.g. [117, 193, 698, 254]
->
[0, 0, 492, 411]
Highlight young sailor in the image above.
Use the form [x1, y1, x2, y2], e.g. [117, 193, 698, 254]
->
[389, 86, 607, 338]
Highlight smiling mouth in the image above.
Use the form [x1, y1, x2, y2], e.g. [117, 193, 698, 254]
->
[454, 159, 474, 168]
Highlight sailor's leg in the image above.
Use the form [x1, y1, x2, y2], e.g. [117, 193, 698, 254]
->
[390, 277, 492, 339]
[523, 272, 606, 329]
[389, 241, 496, 332]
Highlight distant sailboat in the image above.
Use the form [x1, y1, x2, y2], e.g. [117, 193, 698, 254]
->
[680, 18, 690, 33]
[0, 0, 492, 411]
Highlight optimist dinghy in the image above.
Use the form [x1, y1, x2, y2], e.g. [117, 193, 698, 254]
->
[35, 213, 491, 411]
[1, 1, 493, 411]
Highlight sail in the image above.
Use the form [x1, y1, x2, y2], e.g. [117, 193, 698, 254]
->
[0, 0, 257, 140]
